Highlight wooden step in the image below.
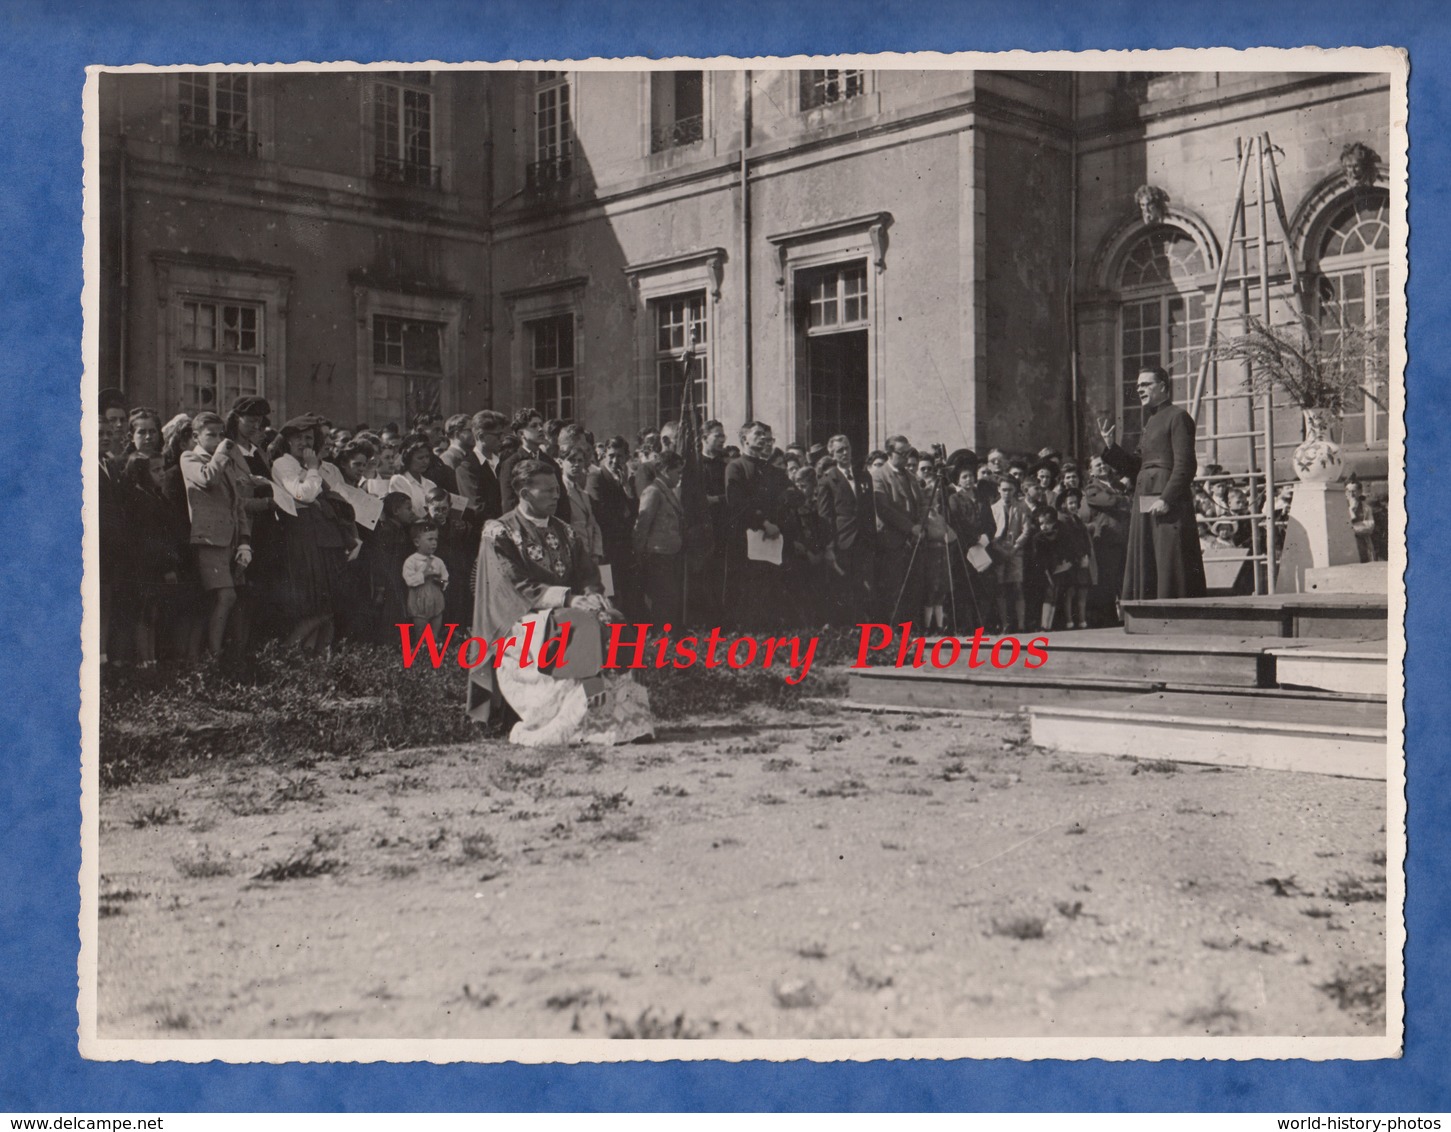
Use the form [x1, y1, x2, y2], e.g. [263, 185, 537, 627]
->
[847, 669, 1154, 713]
[1123, 592, 1387, 639]
[1304, 560, 1388, 595]
[1029, 692, 1388, 780]
[1269, 640, 1388, 696]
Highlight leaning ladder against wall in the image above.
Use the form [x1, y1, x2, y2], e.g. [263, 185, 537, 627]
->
[1188, 132, 1306, 596]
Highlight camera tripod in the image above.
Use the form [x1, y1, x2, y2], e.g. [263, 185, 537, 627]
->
[886, 463, 987, 636]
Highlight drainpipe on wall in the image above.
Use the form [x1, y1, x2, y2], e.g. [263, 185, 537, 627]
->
[740, 69, 753, 422]
[118, 83, 129, 396]
[1067, 72, 1079, 465]
[482, 81, 495, 410]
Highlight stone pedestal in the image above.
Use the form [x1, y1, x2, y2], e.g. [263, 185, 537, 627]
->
[1276, 481, 1360, 593]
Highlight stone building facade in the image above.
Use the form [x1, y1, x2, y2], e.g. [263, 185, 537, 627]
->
[97, 70, 493, 429]
[98, 66, 1392, 473]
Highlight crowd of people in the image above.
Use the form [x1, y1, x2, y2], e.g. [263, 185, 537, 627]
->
[94, 384, 1385, 670]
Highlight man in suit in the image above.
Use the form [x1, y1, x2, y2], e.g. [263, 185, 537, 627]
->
[687, 419, 730, 627]
[469, 409, 507, 522]
[440, 413, 484, 507]
[816, 433, 877, 625]
[98, 387, 130, 663]
[871, 434, 926, 623]
[587, 434, 639, 619]
[725, 420, 790, 629]
[499, 407, 571, 522]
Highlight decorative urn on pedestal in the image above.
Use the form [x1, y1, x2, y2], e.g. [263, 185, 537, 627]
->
[1292, 406, 1345, 483]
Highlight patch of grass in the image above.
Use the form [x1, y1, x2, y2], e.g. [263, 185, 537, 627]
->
[152, 1005, 194, 1031]
[762, 756, 796, 772]
[1326, 875, 1387, 904]
[252, 836, 342, 882]
[887, 755, 918, 765]
[99, 889, 145, 917]
[216, 787, 274, 816]
[940, 761, 976, 783]
[605, 1008, 716, 1039]
[1319, 964, 1387, 1027]
[796, 942, 828, 959]
[458, 832, 500, 863]
[100, 641, 480, 788]
[128, 804, 181, 829]
[1178, 990, 1242, 1035]
[382, 863, 418, 879]
[174, 849, 232, 878]
[814, 778, 868, 798]
[272, 775, 323, 805]
[724, 738, 781, 756]
[1132, 759, 1181, 775]
[385, 774, 429, 795]
[989, 915, 1046, 940]
[577, 791, 630, 823]
[460, 984, 499, 1008]
[754, 793, 785, 806]
[847, 963, 894, 991]
[546, 989, 606, 1011]
[652, 784, 689, 797]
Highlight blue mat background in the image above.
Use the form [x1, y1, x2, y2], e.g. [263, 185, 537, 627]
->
[0, 0, 1443, 1112]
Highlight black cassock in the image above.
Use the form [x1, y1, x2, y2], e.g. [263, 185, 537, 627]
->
[1102, 400, 1207, 601]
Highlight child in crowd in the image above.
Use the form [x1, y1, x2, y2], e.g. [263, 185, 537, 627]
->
[1347, 478, 1378, 562]
[402, 521, 449, 638]
[365, 492, 416, 644]
[990, 476, 1031, 632]
[180, 411, 254, 661]
[425, 486, 476, 631]
[1031, 504, 1073, 631]
[917, 462, 955, 631]
[1055, 488, 1094, 630]
[781, 464, 837, 626]
[119, 452, 183, 667]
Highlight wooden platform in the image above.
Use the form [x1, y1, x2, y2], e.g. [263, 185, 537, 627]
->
[1029, 692, 1388, 780]
[1303, 560, 1389, 595]
[846, 616, 1390, 779]
[1122, 592, 1387, 639]
[1268, 640, 1388, 696]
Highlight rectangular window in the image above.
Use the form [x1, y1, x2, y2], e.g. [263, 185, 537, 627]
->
[653, 293, 709, 427]
[373, 78, 439, 187]
[179, 299, 263, 411]
[804, 263, 869, 333]
[529, 75, 573, 188]
[1119, 292, 1206, 453]
[372, 315, 445, 425]
[1319, 266, 1390, 446]
[650, 71, 705, 153]
[178, 73, 255, 155]
[799, 69, 865, 111]
[527, 314, 575, 420]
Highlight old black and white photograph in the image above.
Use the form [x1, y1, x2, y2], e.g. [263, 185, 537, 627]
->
[80, 52, 1405, 1061]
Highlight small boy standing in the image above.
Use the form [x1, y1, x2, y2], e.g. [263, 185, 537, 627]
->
[402, 521, 449, 638]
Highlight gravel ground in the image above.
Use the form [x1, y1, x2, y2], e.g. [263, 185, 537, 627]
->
[96, 702, 1388, 1041]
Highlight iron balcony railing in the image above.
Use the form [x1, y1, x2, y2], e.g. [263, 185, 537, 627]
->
[374, 155, 442, 188]
[650, 114, 704, 153]
[179, 122, 258, 156]
[526, 153, 574, 190]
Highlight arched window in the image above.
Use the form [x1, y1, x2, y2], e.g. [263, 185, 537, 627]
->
[1313, 191, 1390, 447]
[1116, 226, 1209, 451]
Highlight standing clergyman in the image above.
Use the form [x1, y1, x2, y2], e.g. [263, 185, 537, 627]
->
[1096, 365, 1207, 601]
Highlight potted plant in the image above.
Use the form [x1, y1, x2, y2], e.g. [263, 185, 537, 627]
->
[1213, 309, 1388, 482]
